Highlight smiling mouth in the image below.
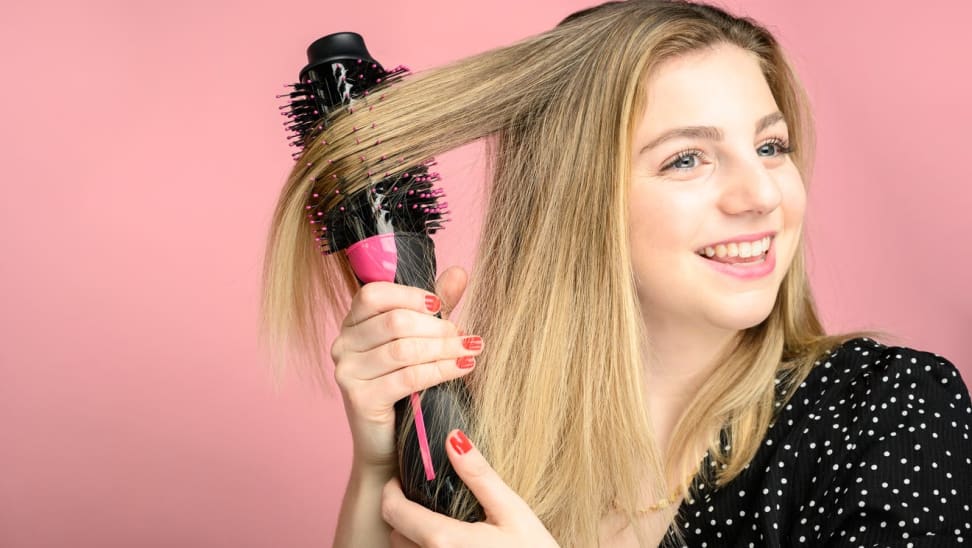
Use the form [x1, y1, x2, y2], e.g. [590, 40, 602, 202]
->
[695, 236, 773, 264]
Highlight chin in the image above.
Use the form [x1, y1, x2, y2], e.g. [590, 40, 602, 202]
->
[704, 291, 778, 331]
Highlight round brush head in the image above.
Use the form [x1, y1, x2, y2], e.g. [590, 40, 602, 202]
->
[278, 32, 409, 160]
[277, 32, 449, 256]
[307, 166, 448, 255]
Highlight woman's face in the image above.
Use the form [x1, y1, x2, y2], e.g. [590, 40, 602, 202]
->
[628, 43, 806, 340]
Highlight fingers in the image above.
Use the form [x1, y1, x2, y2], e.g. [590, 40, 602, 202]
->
[334, 330, 483, 407]
[343, 282, 442, 329]
[435, 265, 468, 319]
[366, 354, 477, 409]
[382, 476, 458, 545]
[339, 308, 459, 354]
[354, 334, 482, 380]
[444, 429, 530, 525]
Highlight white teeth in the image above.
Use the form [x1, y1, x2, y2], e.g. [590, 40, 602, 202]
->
[698, 236, 772, 258]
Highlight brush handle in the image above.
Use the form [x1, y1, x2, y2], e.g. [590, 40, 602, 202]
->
[394, 382, 474, 516]
[348, 232, 482, 519]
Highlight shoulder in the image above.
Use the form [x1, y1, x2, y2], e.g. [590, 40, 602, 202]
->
[768, 336, 972, 492]
[677, 337, 971, 545]
[764, 337, 972, 541]
[781, 336, 971, 427]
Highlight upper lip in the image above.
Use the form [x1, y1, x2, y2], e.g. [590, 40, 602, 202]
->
[697, 231, 777, 251]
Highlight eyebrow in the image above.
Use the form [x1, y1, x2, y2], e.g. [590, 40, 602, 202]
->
[639, 111, 786, 154]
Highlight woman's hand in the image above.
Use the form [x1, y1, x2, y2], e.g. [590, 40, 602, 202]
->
[381, 429, 560, 548]
[331, 266, 479, 472]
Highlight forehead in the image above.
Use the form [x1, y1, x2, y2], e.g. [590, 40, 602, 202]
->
[639, 44, 779, 130]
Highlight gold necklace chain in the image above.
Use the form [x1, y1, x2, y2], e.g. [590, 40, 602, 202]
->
[609, 472, 699, 514]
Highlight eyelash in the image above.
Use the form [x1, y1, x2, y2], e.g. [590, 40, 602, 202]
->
[661, 137, 793, 172]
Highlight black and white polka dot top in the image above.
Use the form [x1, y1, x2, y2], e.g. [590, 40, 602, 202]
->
[670, 336, 972, 547]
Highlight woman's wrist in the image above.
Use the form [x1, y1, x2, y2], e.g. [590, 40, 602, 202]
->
[350, 459, 396, 484]
[332, 462, 397, 548]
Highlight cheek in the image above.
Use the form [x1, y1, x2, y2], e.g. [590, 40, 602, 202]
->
[627, 189, 700, 283]
[627, 191, 672, 254]
[782, 176, 807, 226]
[776, 176, 807, 273]
[628, 181, 713, 267]
[780, 165, 807, 217]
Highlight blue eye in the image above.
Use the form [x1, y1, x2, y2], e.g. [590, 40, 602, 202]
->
[661, 138, 793, 173]
[663, 148, 705, 171]
[758, 137, 792, 157]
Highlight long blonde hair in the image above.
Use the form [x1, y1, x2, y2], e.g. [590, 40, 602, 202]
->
[260, 1, 891, 545]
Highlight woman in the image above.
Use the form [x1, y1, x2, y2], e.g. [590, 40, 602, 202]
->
[260, 1, 972, 546]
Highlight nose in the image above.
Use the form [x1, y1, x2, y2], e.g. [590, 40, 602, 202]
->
[717, 154, 782, 216]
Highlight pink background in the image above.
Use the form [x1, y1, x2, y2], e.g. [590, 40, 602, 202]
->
[1, 1, 970, 546]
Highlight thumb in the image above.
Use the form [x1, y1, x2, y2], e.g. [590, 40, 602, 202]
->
[445, 429, 528, 524]
[434, 265, 467, 319]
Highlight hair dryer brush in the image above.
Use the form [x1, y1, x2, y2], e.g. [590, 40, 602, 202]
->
[277, 32, 483, 520]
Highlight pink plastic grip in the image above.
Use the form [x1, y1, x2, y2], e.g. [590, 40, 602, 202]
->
[346, 233, 399, 283]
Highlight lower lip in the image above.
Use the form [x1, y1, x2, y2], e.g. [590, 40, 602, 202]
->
[698, 240, 776, 279]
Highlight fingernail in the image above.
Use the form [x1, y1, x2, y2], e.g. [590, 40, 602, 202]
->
[449, 430, 473, 455]
[461, 336, 482, 351]
[425, 295, 441, 312]
[456, 356, 475, 369]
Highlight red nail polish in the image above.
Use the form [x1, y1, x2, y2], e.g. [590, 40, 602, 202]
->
[461, 336, 482, 351]
[456, 356, 475, 369]
[425, 295, 441, 312]
[449, 430, 473, 455]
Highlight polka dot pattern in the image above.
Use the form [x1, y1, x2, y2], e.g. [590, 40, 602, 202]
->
[669, 337, 972, 546]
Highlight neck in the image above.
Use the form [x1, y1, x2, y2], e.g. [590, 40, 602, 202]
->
[640, 317, 739, 456]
